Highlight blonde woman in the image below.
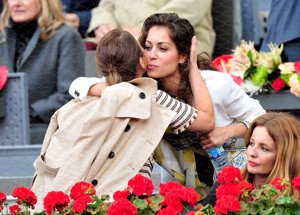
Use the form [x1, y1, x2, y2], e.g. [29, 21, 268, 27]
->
[0, 0, 85, 143]
[201, 112, 300, 206]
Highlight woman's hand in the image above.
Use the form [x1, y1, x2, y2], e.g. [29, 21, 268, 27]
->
[186, 36, 215, 133]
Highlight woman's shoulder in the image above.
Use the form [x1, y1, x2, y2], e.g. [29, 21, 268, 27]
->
[200, 70, 235, 89]
[54, 24, 82, 39]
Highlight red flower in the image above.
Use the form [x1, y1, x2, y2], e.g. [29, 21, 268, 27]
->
[216, 184, 242, 199]
[12, 187, 37, 208]
[271, 177, 289, 191]
[107, 199, 137, 215]
[238, 180, 254, 196]
[128, 174, 154, 196]
[72, 195, 92, 213]
[9, 205, 22, 215]
[271, 77, 285, 91]
[159, 181, 183, 196]
[211, 55, 233, 73]
[70, 181, 96, 200]
[214, 195, 241, 214]
[156, 206, 181, 215]
[0, 191, 6, 205]
[0, 65, 8, 91]
[292, 176, 300, 191]
[217, 165, 242, 185]
[113, 189, 130, 201]
[294, 61, 300, 73]
[43, 191, 70, 215]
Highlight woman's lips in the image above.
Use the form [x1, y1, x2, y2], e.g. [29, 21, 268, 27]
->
[147, 65, 157, 70]
[248, 161, 259, 167]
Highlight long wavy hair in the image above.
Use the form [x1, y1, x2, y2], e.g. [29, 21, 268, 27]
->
[139, 13, 211, 104]
[0, 0, 65, 40]
[96, 29, 143, 85]
[242, 112, 300, 200]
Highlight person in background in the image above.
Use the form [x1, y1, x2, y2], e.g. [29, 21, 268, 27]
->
[87, 0, 215, 56]
[200, 112, 300, 206]
[0, 0, 85, 144]
[260, 0, 300, 62]
[62, 0, 100, 38]
[32, 28, 215, 211]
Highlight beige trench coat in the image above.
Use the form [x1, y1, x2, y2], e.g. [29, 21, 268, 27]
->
[31, 78, 176, 211]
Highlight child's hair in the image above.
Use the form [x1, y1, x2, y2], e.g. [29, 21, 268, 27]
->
[96, 29, 143, 85]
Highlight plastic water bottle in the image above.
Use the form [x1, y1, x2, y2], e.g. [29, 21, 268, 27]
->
[207, 146, 231, 181]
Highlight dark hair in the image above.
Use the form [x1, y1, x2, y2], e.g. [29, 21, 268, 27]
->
[96, 29, 143, 85]
[139, 13, 211, 103]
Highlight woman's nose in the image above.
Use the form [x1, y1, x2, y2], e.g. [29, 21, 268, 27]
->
[148, 48, 157, 59]
[247, 146, 257, 158]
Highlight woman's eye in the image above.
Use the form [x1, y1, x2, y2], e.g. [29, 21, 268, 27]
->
[249, 141, 255, 146]
[160, 47, 167, 51]
[261, 146, 270, 152]
[144, 46, 151, 51]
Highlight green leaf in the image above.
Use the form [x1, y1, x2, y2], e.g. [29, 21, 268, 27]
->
[250, 66, 269, 86]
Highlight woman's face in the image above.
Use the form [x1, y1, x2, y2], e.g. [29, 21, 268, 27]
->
[8, 0, 41, 23]
[144, 26, 186, 80]
[246, 126, 277, 177]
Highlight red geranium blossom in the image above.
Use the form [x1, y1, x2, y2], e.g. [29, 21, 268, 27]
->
[70, 181, 96, 200]
[113, 188, 130, 201]
[156, 206, 181, 215]
[0, 191, 6, 212]
[292, 176, 300, 191]
[72, 195, 93, 213]
[12, 187, 37, 209]
[107, 199, 137, 215]
[217, 165, 242, 185]
[9, 205, 22, 215]
[128, 174, 154, 196]
[272, 77, 285, 91]
[271, 177, 289, 191]
[43, 191, 70, 215]
[216, 184, 243, 199]
[214, 195, 241, 214]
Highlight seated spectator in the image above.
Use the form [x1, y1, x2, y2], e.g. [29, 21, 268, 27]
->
[0, 0, 85, 144]
[62, 0, 100, 38]
[200, 112, 300, 206]
[87, 0, 215, 56]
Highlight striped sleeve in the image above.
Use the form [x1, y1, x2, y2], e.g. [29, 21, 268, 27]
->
[138, 155, 154, 178]
[155, 90, 198, 134]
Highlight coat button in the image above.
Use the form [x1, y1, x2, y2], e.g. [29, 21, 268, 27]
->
[91, 179, 98, 186]
[124, 124, 131, 132]
[108, 151, 115, 158]
[139, 92, 146, 99]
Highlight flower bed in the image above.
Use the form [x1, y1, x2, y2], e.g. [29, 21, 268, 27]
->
[1, 166, 300, 215]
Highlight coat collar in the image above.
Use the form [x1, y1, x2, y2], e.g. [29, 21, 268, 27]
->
[114, 78, 158, 119]
[129, 77, 158, 94]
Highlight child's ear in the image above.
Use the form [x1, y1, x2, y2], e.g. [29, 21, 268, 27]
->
[139, 57, 146, 70]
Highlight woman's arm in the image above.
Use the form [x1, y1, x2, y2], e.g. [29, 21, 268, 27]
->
[188, 36, 215, 133]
